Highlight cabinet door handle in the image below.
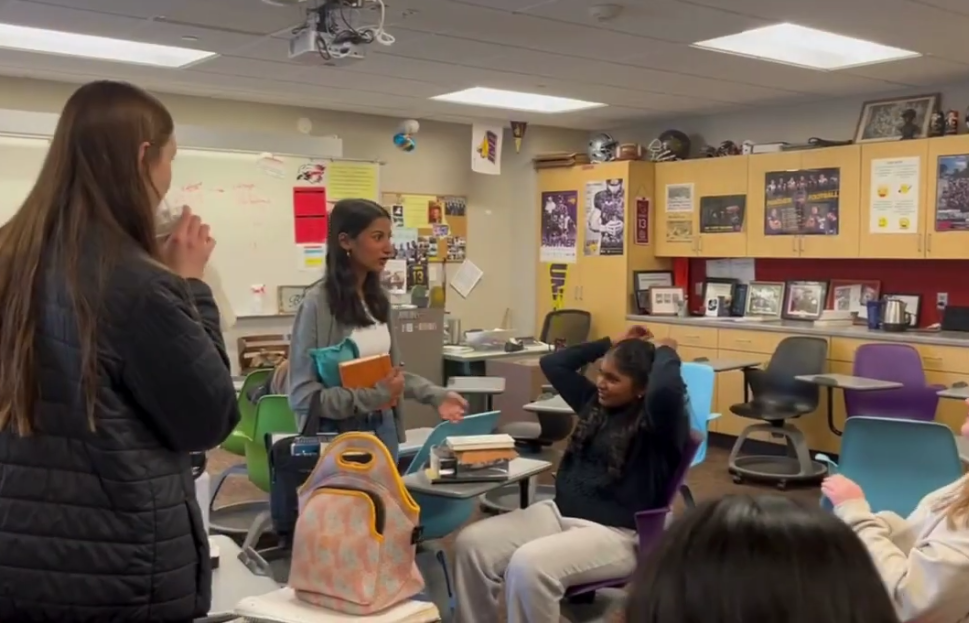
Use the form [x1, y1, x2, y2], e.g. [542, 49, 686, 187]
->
[917, 236, 923, 253]
[792, 236, 798, 252]
[799, 236, 804, 253]
[923, 356, 943, 362]
[927, 234, 933, 253]
[579, 286, 584, 301]
[734, 338, 751, 343]
[698, 236, 703, 253]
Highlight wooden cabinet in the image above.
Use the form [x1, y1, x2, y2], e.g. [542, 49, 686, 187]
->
[747, 147, 862, 259]
[858, 140, 930, 259]
[535, 161, 669, 340]
[926, 135, 969, 259]
[654, 157, 748, 258]
[746, 151, 803, 258]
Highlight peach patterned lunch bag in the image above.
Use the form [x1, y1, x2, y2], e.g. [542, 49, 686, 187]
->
[288, 432, 425, 615]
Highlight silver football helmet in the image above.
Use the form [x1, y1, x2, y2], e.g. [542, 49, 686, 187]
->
[588, 133, 618, 164]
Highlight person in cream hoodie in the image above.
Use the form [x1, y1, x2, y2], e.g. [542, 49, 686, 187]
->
[823, 401, 969, 623]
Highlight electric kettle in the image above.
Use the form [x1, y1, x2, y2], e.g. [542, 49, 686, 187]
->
[881, 298, 912, 332]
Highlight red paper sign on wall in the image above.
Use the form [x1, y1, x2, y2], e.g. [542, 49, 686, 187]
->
[635, 197, 650, 245]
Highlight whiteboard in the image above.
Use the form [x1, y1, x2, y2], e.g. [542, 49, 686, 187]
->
[0, 136, 344, 316]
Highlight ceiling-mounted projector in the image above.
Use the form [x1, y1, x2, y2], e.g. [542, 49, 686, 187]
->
[286, 0, 395, 67]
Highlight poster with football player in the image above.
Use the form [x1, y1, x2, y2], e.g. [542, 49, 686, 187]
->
[588, 178, 626, 255]
[540, 190, 578, 263]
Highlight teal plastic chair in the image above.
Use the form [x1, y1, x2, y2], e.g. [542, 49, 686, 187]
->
[818, 416, 963, 517]
[210, 369, 273, 511]
[679, 362, 717, 508]
[405, 410, 502, 613]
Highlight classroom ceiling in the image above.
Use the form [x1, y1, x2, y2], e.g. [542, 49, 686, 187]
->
[1, 0, 969, 130]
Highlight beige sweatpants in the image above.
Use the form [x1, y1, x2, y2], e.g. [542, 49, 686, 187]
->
[452, 500, 638, 623]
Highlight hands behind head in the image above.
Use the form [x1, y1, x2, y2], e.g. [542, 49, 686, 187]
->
[615, 325, 652, 344]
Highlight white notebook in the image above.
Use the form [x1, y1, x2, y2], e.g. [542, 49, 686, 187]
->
[445, 434, 515, 451]
[235, 588, 440, 623]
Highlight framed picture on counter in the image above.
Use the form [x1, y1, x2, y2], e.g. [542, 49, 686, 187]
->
[649, 286, 685, 316]
[827, 279, 881, 317]
[632, 270, 674, 294]
[783, 280, 828, 321]
[702, 278, 737, 318]
[745, 281, 785, 319]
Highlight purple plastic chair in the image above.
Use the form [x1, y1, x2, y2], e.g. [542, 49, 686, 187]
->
[844, 344, 943, 422]
[564, 430, 702, 599]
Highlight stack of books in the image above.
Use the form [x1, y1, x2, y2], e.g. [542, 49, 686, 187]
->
[428, 434, 518, 483]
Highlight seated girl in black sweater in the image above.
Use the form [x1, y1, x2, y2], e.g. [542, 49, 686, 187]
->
[452, 327, 690, 623]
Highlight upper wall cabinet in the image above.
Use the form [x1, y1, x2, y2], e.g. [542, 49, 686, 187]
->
[859, 140, 930, 259]
[654, 157, 748, 258]
[926, 135, 969, 259]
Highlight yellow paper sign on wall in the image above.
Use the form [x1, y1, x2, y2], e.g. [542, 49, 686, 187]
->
[549, 263, 569, 311]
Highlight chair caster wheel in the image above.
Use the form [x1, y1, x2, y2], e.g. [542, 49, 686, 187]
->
[732, 474, 743, 484]
[776, 480, 788, 491]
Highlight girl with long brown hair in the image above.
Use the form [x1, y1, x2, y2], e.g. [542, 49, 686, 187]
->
[823, 402, 969, 623]
[0, 81, 239, 621]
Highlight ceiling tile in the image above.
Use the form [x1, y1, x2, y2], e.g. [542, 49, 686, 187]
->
[189, 56, 308, 82]
[384, 33, 505, 64]
[10, 0, 191, 20]
[622, 44, 907, 95]
[522, 0, 767, 44]
[339, 53, 508, 90]
[446, 0, 556, 11]
[914, 0, 969, 16]
[846, 56, 969, 87]
[473, 50, 797, 103]
[150, 1, 307, 36]
[0, 0, 146, 37]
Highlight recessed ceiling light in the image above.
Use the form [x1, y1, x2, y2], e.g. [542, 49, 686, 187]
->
[692, 23, 920, 71]
[0, 22, 218, 68]
[430, 87, 605, 113]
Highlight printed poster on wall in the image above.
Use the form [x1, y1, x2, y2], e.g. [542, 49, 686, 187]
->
[665, 183, 694, 213]
[764, 168, 840, 235]
[583, 179, 626, 256]
[870, 157, 919, 234]
[699, 195, 746, 233]
[540, 190, 578, 263]
[634, 197, 650, 245]
[934, 154, 969, 231]
[471, 123, 503, 175]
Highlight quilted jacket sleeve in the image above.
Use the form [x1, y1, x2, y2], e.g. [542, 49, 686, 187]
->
[120, 276, 240, 452]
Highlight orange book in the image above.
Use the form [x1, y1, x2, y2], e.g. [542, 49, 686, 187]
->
[339, 354, 396, 408]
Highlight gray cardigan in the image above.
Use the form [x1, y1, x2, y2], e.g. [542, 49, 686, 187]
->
[287, 282, 448, 442]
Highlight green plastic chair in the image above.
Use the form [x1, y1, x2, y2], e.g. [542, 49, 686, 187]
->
[245, 395, 298, 493]
[222, 369, 273, 456]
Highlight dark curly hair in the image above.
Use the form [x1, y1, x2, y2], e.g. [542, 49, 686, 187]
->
[566, 338, 657, 479]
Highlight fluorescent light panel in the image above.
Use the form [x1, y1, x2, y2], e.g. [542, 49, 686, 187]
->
[0, 23, 217, 68]
[431, 87, 606, 113]
[692, 23, 920, 70]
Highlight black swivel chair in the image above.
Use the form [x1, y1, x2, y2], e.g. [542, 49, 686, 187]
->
[480, 309, 591, 513]
[728, 336, 829, 490]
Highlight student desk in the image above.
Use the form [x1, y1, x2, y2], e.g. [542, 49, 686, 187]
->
[403, 457, 552, 509]
[939, 384, 969, 401]
[795, 374, 904, 436]
[446, 376, 506, 412]
[442, 344, 550, 381]
[200, 536, 279, 622]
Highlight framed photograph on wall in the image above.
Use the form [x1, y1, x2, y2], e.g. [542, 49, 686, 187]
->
[745, 281, 785, 319]
[783, 280, 829, 321]
[827, 279, 881, 316]
[854, 93, 939, 143]
[883, 293, 922, 327]
[649, 286, 685, 316]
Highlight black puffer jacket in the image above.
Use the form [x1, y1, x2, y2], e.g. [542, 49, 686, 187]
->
[0, 246, 240, 622]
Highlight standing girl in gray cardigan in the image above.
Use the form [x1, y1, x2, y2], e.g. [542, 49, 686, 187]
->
[288, 199, 467, 459]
